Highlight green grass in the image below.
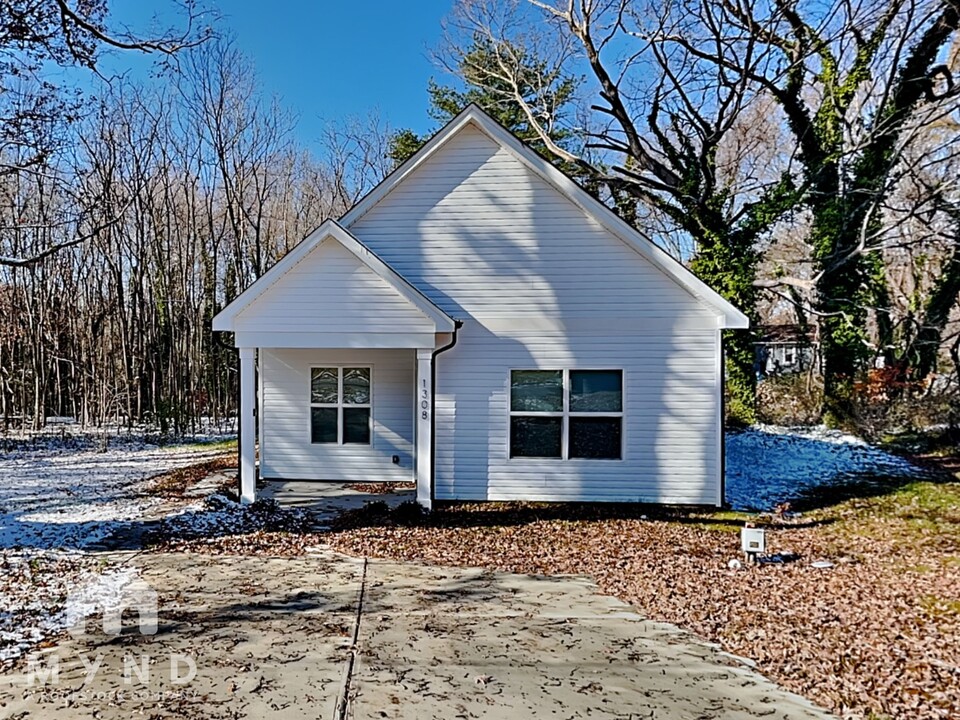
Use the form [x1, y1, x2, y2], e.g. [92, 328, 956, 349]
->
[687, 509, 756, 533]
[919, 594, 960, 618]
[879, 427, 959, 457]
[165, 437, 237, 453]
[815, 479, 960, 552]
[866, 480, 960, 522]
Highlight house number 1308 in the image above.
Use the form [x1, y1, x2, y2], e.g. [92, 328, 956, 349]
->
[421, 380, 429, 420]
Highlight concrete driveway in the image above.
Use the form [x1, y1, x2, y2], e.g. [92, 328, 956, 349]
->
[0, 546, 833, 720]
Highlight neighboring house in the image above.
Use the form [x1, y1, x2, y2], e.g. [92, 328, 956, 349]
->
[755, 324, 819, 378]
[213, 105, 748, 509]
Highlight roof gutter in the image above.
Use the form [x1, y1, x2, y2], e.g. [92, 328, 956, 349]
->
[430, 320, 463, 504]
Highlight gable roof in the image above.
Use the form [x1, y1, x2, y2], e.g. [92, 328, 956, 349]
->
[212, 220, 456, 333]
[340, 104, 749, 329]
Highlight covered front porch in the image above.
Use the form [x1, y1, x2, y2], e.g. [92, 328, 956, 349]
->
[235, 345, 445, 508]
[212, 220, 458, 510]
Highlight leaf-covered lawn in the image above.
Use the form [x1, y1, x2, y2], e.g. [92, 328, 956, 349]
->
[326, 481, 960, 720]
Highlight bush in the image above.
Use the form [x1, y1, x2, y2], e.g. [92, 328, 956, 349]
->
[756, 374, 823, 426]
[361, 500, 391, 517]
[392, 500, 428, 526]
[848, 377, 959, 443]
[332, 499, 429, 530]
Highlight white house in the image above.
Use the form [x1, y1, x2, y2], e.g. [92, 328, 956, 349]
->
[213, 105, 749, 509]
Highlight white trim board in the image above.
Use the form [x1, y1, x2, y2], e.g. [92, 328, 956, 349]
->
[232, 331, 439, 350]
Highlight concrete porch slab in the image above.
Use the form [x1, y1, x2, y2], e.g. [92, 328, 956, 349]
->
[259, 481, 414, 528]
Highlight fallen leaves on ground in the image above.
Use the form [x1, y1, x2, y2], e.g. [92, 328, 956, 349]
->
[159, 529, 326, 556]
[144, 455, 236, 498]
[148, 495, 322, 556]
[346, 482, 416, 494]
[0, 551, 102, 667]
[326, 490, 960, 720]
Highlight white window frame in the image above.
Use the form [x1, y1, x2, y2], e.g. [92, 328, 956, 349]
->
[508, 368, 624, 461]
[309, 365, 372, 445]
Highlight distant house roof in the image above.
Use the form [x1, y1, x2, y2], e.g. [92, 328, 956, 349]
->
[756, 324, 818, 344]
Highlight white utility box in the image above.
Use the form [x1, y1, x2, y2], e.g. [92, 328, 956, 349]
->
[741, 527, 766, 554]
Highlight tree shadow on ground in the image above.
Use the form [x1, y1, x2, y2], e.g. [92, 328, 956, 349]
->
[784, 469, 957, 513]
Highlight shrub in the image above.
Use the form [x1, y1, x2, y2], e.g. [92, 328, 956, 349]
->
[361, 500, 390, 516]
[848, 378, 959, 443]
[392, 500, 428, 526]
[756, 374, 824, 426]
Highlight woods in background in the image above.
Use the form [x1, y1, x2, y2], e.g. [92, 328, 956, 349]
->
[0, 18, 389, 432]
[2, 0, 960, 435]
[394, 0, 960, 428]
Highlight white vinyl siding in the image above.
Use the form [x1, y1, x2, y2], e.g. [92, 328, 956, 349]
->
[260, 349, 414, 482]
[346, 122, 723, 504]
[234, 239, 436, 335]
[247, 118, 727, 503]
[349, 125, 718, 325]
[432, 322, 720, 504]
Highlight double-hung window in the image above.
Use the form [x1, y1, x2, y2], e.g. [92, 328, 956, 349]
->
[509, 369, 622, 460]
[310, 367, 371, 444]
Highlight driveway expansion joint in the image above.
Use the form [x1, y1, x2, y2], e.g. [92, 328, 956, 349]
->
[334, 556, 368, 720]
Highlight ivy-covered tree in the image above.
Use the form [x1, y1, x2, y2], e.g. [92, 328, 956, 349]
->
[708, 0, 960, 423]
[436, 0, 808, 423]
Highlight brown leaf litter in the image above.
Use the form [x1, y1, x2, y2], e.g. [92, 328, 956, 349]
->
[325, 488, 960, 720]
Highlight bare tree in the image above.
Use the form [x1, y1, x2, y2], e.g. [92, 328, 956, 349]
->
[0, 40, 350, 432]
[0, 0, 215, 267]
[319, 112, 395, 209]
[439, 0, 803, 421]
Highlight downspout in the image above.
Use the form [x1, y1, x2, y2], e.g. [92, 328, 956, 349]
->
[719, 332, 727, 507]
[430, 320, 463, 505]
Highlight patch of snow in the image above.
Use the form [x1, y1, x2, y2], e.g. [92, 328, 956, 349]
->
[159, 497, 239, 534]
[1, 417, 236, 453]
[157, 494, 309, 541]
[725, 425, 929, 511]
[0, 441, 231, 667]
[61, 567, 153, 637]
[0, 550, 100, 665]
[1, 444, 229, 550]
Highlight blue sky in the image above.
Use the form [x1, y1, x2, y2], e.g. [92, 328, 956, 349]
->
[104, 1, 455, 148]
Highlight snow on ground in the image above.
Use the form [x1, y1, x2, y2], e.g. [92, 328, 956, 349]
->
[158, 493, 310, 542]
[0, 424, 935, 666]
[1, 442, 232, 550]
[725, 425, 930, 511]
[0, 439, 232, 667]
[0, 551, 97, 663]
[1, 417, 238, 453]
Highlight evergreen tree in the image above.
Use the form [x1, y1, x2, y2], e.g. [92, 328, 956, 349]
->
[388, 35, 580, 166]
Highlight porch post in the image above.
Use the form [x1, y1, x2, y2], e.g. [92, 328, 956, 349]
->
[239, 347, 257, 505]
[415, 348, 433, 509]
